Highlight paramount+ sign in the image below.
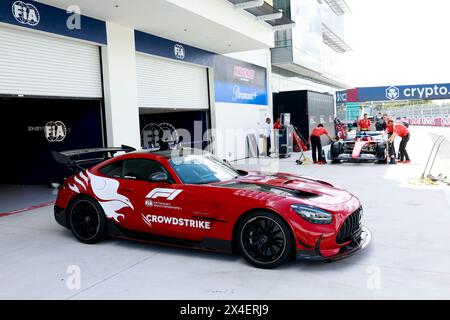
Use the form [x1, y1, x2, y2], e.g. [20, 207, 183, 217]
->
[336, 83, 450, 103]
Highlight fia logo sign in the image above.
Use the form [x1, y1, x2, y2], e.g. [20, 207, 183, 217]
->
[44, 121, 67, 143]
[174, 44, 185, 60]
[386, 86, 400, 101]
[146, 188, 183, 201]
[12, 1, 40, 26]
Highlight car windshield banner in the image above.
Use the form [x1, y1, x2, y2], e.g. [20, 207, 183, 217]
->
[214, 55, 268, 106]
[336, 83, 450, 103]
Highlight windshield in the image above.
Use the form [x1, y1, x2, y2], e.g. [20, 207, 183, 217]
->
[170, 153, 240, 185]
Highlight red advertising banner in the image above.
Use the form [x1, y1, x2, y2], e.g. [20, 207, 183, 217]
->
[406, 117, 450, 127]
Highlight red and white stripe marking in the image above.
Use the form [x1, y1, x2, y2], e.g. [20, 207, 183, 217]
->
[0, 201, 55, 218]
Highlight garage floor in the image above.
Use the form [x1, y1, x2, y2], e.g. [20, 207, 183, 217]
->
[0, 185, 56, 214]
[1, 127, 450, 300]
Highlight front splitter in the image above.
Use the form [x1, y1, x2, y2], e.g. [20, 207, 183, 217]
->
[297, 226, 372, 262]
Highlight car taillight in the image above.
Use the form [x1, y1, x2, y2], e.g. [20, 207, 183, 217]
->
[62, 178, 68, 190]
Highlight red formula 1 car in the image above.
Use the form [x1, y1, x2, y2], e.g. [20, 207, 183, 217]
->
[330, 131, 388, 164]
[52, 146, 371, 269]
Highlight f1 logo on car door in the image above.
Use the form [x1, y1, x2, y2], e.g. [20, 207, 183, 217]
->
[146, 188, 183, 201]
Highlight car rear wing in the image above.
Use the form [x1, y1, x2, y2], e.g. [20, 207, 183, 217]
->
[52, 145, 136, 173]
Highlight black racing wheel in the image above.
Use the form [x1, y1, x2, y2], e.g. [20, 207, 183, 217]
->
[330, 142, 342, 163]
[67, 196, 108, 244]
[376, 143, 388, 164]
[237, 212, 293, 269]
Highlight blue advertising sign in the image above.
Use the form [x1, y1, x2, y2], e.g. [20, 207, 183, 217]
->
[135, 31, 214, 67]
[214, 55, 268, 106]
[0, 0, 107, 44]
[337, 83, 450, 103]
[135, 30, 269, 106]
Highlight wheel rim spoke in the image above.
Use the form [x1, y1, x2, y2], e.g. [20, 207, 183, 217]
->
[71, 201, 99, 240]
[242, 217, 286, 264]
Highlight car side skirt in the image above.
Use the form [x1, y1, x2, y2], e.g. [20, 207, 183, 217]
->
[107, 221, 233, 254]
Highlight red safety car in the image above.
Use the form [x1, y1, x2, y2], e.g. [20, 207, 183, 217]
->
[52, 146, 371, 269]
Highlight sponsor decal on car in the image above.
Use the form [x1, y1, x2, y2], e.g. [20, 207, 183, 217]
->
[146, 188, 183, 200]
[67, 170, 134, 222]
[145, 199, 182, 211]
[142, 214, 211, 230]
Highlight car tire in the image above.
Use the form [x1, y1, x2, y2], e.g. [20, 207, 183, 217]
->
[330, 142, 342, 163]
[376, 144, 387, 164]
[67, 195, 108, 244]
[237, 212, 293, 269]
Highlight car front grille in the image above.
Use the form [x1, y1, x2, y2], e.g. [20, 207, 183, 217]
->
[336, 207, 363, 244]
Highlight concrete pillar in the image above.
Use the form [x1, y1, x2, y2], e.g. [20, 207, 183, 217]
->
[101, 22, 140, 148]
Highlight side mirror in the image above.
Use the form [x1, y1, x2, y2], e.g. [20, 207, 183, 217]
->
[149, 172, 169, 183]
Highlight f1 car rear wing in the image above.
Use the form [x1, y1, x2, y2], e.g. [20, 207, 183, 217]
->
[52, 145, 136, 173]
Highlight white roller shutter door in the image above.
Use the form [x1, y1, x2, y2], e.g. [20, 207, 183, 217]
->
[136, 53, 209, 110]
[0, 26, 102, 98]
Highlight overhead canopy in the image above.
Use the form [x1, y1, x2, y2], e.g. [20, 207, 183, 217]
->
[323, 0, 352, 16]
[322, 23, 352, 53]
[228, 0, 296, 31]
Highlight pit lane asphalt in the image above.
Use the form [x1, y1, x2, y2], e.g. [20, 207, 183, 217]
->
[1, 126, 450, 299]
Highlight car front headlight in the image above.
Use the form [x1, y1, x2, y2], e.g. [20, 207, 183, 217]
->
[291, 204, 333, 225]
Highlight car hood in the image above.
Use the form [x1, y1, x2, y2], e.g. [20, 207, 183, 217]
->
[217, 172, 353, 206]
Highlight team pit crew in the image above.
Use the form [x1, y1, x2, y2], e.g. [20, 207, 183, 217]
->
[387, 119, 411, 164]
[358, 114, 372, 132]
[310, 124, 333, 165]
[385, 118, 396, 165]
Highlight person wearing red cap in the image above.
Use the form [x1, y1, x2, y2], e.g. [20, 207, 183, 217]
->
[310, 124, 333, 164]
[358, 114, 372, 132]
[388, 120, 411, 164]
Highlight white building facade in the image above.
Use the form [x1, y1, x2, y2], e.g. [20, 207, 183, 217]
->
[270, 0, 352, 94]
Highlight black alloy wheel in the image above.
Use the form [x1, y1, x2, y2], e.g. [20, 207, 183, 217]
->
[68, 196, 108, 244]
[238, 212, 293, 269]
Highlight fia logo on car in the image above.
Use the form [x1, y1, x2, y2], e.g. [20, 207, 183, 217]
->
[386, 86, 400, 101]
[174, 44, 185, 60]
[44, 121, 67, 142]
[146, 188, 183, 201]
[12, 1, 40, 26]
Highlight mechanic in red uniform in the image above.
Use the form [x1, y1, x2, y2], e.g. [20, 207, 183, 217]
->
[310, 124, 333, 165]
[358, 114, 372, 132]
[273, 118, 283, 130]
[388, 120, 410, 163]
[385, 118, 396, 164]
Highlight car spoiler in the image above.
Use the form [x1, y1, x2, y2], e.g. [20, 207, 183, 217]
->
[52, 145, 136, 173]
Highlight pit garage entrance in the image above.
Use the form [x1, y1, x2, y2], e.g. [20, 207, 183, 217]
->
[1, 97, 105, 185]
[0, 27, 105, 189]
[136, 53, 211, 150]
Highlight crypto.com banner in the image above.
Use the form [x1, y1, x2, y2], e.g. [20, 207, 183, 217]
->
[337, 83, 450, 103]
[406, 117, 450, 127]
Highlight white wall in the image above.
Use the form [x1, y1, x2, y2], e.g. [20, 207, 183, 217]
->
[101, 22, 141, 148]
[212, 49, 273, 161]
[213, 103, 269, 161]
